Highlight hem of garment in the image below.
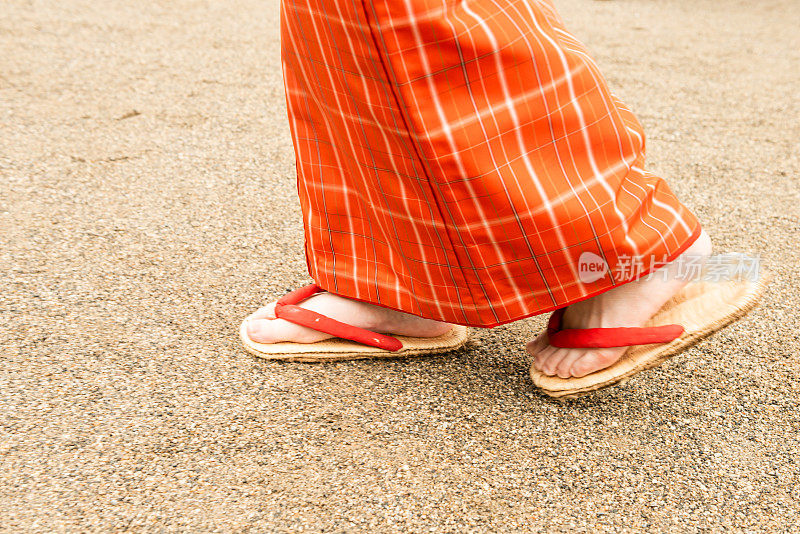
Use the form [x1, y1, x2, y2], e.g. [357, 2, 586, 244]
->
[312, 222, 703, 328]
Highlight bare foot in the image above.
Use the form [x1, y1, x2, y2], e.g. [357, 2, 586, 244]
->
[246, 291, 453, 344]
[528, 230, 713, 378]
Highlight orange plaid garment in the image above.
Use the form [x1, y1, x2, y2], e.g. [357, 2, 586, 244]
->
[280, 0, 701, 327]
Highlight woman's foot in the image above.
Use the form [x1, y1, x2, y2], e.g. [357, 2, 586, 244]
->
[245, 292, 453, 344]
[528, 230, 713, 378]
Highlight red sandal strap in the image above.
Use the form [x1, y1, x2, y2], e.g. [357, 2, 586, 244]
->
[274, 284, 403, 352]
[546, 308, 684, 348]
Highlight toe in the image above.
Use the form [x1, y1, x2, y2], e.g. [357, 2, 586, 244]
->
[246, 318, 279, 343]
[570, 348, 622, 377]
[541, 347, 571, 376]
[250, 302, 277, 320]
[246, 317, 329, 344]
[532, 343, 555, 371]
[525, 333, 548, 358]
[555, 349, 588, 379]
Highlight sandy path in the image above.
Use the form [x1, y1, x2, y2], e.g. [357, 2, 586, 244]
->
[2, 0, 799, 531]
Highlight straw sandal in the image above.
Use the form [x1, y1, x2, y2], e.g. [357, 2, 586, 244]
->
[240, 284, 470, 362]
[530, 258, 769, 399]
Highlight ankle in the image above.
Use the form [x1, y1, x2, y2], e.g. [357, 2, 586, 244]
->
[685, 229, 712, 259]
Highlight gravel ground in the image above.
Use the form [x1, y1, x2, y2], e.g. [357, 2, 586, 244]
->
[2, 0, 799, 531]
